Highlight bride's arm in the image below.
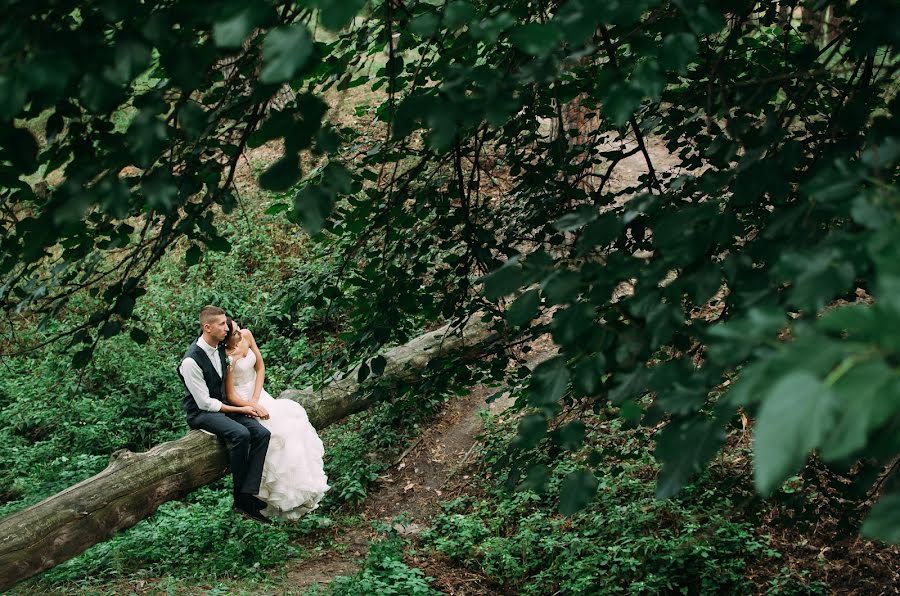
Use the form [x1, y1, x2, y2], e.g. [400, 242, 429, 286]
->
[246, 329, 266, 402]
[225, 366, 269, 419]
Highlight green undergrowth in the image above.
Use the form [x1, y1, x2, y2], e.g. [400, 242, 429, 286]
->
[420, 409, 830, 595]
[0, 205, 334, 517]
[14, 356, 485, 592]
[309, 521, 439, 596]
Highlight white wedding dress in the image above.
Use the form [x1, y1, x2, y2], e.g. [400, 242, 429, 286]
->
[230, 349, 329, 519]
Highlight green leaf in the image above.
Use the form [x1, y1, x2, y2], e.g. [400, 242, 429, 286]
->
[127, 109, 169, 168]
[780, 250, 856, 312]
[515, 413, 548, 450]
[660, 32, 698, 73]
[851, 196, 890, 230]
[506, 289, 540, 327]
[822, 360, 898, 461]
[72, 348, 93, 369]
[542, 270, 580, 305]
[322, 162, 353, 194]
[604, 83, 643, 127]
[609, 368, 648, 405]
[861, 492, 900, 545]
[260, 25, 314, 84]
[802, 166, 860, 203]
[357, 361, 371, 383]
[631, 61, 664, 99]
[107, 38, 152, 85]
[444, 1, 477, 29]
[528, 357, 570, 406]
[0, 74, 27, 119]
[550, 302, 594, 347]
[558, 470, 598, 515]
[686, 265, 722, 305]
[265, 202, 289, 215]
[142, 170, 178, 212]
[1, 127, 39, 174]
[100, 320, 122, 338]
[177, 101, 208, 140]
[315, 0, 366, 31]
[185, 244, 202, 266]
[553, 0, 600, 46]
[79, 72, 123, 113]
[509, 23, 562, 57]
[655, 419, 725, 499]
[45, 112, 65, 143]
[371, 355, 387, 376]
[293, 185, 333, 235]
[675, 1, 726, 35]
[619, 400, 643, 421]
[818, 303, 879, 342]
[553, 206, 597, 232]
[517, 464, 550, 493]
[576, 214, 623, 254]
[259, 156, 301, 191]
[469, 11, 516, 44]
[554, 420, 586, 450]
[205, 234, 231, 253]
[573, 353, 605, 395]
[96, 175, 132, 219]
[409, 13, 440, 37]
[116, 294, 136, 318]
[130, 328, 150, 345]
[753, 372, 840, 495]
[213, 1, 273, 48]
[479, 258, 525, 301]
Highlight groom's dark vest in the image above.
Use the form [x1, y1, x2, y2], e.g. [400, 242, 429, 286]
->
[178, 341, 227, 418]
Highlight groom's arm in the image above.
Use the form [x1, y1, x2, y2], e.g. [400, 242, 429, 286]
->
[179, 358, 224, 412]
[180, 358, 259, 416]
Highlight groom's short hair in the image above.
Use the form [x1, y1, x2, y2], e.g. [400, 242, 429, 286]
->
[199, 305, 226, 326]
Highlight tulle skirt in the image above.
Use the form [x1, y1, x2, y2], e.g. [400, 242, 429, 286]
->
[237, 385, 330, 520]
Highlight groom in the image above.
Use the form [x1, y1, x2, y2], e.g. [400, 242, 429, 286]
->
[178, 305, 271, 524]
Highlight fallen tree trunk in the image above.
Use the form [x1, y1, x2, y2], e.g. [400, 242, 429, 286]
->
[0, 316, 496, 591]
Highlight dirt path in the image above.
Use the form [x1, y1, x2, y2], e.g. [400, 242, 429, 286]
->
[283, 344, 555, 594]
[284, 387, 509, 594]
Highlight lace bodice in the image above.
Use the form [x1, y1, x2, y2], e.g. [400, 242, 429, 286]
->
[230, 349, 258, 392]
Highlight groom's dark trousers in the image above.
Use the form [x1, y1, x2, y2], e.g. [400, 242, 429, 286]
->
[179, 341, 269, 500]
[188, 410, 269, 498]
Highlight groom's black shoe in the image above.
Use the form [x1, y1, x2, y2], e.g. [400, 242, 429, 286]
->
[247, 495, 267, 511]
[234, 494, 271, 523]
[233, 502, 272, 525]
[234, 494, 266, 511]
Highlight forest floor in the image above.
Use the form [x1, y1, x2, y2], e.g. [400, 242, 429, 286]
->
[282, 336, 556, 594]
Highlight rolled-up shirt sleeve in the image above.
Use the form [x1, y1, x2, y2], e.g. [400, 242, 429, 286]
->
[179, 357, 223, 412]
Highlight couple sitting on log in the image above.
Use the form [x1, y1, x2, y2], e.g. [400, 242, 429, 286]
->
[178, 305, 329, 523]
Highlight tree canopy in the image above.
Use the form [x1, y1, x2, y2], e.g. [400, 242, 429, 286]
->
[1, 0, 899, 542]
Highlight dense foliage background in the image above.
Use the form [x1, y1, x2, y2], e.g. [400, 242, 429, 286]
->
[1, 0, 899, 592]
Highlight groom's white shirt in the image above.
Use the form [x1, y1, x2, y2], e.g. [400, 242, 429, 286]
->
[179, 336, 224, 412]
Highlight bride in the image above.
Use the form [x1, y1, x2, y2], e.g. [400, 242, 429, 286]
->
[223, 317, 329, 520]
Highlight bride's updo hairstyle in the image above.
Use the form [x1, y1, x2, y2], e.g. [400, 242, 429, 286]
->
[225, 316, 239, 348]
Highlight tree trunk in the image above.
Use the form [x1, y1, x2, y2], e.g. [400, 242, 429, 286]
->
[0, 316, 496, 591]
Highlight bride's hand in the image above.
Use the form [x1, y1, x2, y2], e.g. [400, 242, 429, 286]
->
[237, 405, 259, 418]
[252, 404, 270, 420]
